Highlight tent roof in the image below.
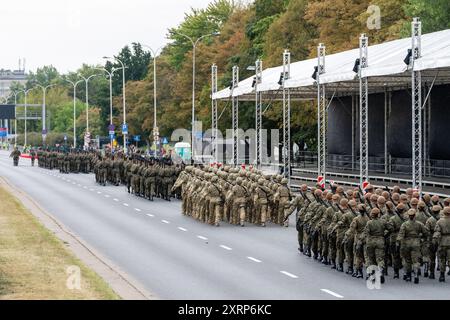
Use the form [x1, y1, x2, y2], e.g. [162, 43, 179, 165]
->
[213, 28, 450, 101]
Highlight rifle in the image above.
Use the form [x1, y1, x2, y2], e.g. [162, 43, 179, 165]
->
[335, 204, 346, 215]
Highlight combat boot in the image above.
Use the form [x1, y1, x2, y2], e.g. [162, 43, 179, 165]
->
[298, 244, 303, 253]
[330, 260, 336, 269]
[447, 269, 450, 276]
[404, 272, 412, 282]
[321, 257, 329, 265]
[423, 263, 429, 278]
[439, 272, 445, 282]
[429, 271, 435, 280]
[346, 266, 353, 275]
[261, 222, 266, 227]
[356, 268, 364, 279]
[414, 276, 419, 284]
[393, 268, 400, 279]
[417, 268, 421, 276]
[380, 268, 385, 284]
[240, 220, 245, 227]
[337, 263, 344, 272]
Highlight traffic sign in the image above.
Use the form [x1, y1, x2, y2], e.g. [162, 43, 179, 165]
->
[109, 130, 115, 135]
[64, 135, 67, 141]
[122, 123, 128, 135]
[133, 135, 141, 142]
[42, 129, 48, 135]
[109, 133, 115, 140]
[108, 124, 115, 131]
[162, 137, 168, 144]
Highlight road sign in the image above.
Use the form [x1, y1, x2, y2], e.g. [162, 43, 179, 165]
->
[195, 132, 202, 139]
[108, 124, 115, 131]
[109, 130, 115, 135]
[162, 137, 168, 144]
[64, 135, 67, 141]
[133, 135, 141, 142]
[122, 123, 128, 135]
[42, 129, 48, 135]
[109, 133, 115, 140]
[0, 128, 6, 137]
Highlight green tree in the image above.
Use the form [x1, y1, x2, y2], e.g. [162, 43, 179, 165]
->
[404, 0, 450, 33]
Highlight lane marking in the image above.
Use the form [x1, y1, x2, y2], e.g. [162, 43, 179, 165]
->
[113, 198, 119, 202]
[83, 186, 87, 189]
[321, 289, 344, 299]
[197, 235, 208, 241]
[177, 227, 188, 232]
[161, 220, 170, 224]
[89, 189, 94, 191]
[220, 245, 232, 251]
[77, 184, 81, 187]
[280, 271, 298, 279]
[134, 208, 141, 212]
[123, 203, 129, 207]
[97, 191, 102, 194]
[146, 214, 154, 218]
[104, 194, 110, 198]
[247, 257, 262, 263]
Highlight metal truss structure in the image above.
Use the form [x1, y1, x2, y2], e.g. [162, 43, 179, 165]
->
[255, 59, 263, 168]
[359, 34, 369, 186]
[411, 17, 422, 193]
[317, 43, 327, 185]
[232, 65, 239, 166]
[282, 50, 291, 181]
[211, 64, 218, 163]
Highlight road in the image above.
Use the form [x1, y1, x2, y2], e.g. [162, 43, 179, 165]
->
[1, 150, 449, 300]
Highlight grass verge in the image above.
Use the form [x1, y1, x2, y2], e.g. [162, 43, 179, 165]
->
[0, 186, 120, 300]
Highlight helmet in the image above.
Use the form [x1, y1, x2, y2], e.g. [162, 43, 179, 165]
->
[314, 189, 322, 197]
[443, 207, 450, 216]
[410, 198, 419, 206]
[370, 208, 380, 217]
[340, 198, 349, 207]
[258, 178, 265, 185]
[377, 197, 386, 205]
[431, 195, 440, 203]
[332, 194, 340, 202]
[236, 177, 243, 185]
[397, 203, 406, 212]
[211, 176, 219, 183]
[370, 194, 378, 202]
[281, 178, 288, 185]
[348, 200, 357, 208]
[432, 205, 441, 214]
[407, 209, 416, 217]
[418, 201, 426, 209]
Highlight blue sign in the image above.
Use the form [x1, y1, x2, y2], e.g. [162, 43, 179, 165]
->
[133, 135, 141, 142]
[122, 124, 128, 135]
[109, 130, 115, 135]
[0, 128, 6, 137]
[42, 129, 48, 135]
[109, 133, 115, 140]
[162, 137, 168, 144]
[195, 132, 203, 139]
[108, 124, 115, 131]
[64, 135, 67, 141]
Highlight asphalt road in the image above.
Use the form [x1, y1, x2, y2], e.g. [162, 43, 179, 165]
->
[1, 150, 449, 300]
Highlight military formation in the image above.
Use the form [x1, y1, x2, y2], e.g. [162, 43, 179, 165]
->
[37, 149, 97, 174]
[292, 183, 450, 284]
[172, 165, 293, 227]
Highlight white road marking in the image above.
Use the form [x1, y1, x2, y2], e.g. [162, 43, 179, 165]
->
[83, 186, 87, 189]
[220, 245, 232, 251]
[177, 227, 188, 232]
[134, 208, 141, 212]
[114, 198, 119, 202]
[89, 189, 94, 191]
[123, 203, 129, 207]
[97, 191, 102, 194]
[77, 184, 81, 187]
[321, 289, 344, 299]
[104, 194, 110, 198]
[146, 214, 154, 218]
[247, 257, 262, 263]
[161, 220, 170, 224]
[197, 235, 208, 241]
[280, 271, 298, 279]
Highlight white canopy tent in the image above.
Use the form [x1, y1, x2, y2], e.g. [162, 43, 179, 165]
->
[210, 19, 450, 193]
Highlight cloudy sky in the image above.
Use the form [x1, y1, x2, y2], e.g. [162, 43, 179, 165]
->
[0, 0, 211, 73]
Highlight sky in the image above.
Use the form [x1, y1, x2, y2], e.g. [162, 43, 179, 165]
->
[0, 0, 211, 73]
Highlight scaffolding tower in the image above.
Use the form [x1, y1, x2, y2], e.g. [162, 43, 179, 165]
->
[255, 59, 263, 168]
[359, 33, 369, 186]
[211, 64, 218, 163]
[232, 65, 239, 167]
[282, 50, 291, 181]
[317, 43, 327, 187]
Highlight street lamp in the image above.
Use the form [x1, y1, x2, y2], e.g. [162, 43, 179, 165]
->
[103, 56, 127, 153]
[35, 83, 57, 145]
[65, 79, 84, 149]
[78, 74, 102, 134]
[23, 87, 40, 147]
[94, 67, 124, 149]
[142, 44, 162, 157]
[10, 90, 25, 146]
[170, 31, 220, 161]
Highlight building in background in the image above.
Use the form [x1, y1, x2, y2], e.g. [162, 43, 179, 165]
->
[0, 63, 27, 100]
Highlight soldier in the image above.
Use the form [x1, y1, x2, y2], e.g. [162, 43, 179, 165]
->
[277, 178, 292, 227]
[342, 200, 358, 275]
[295, 185, 311, 253]
[255, 178, 271, 227]
[433, 207, 450, 282]
[10, 147, 21, 166]
[208, 175, 223, 226]
[327, 194, 341, 269]
[397, 209, 429, 283]
[348, 204, 370, 278]
[317, 192, 334, 265]
[425, 205, 441, 279]
[363, 208, 389, 284]
[232, 177, 247, 227]
[386, 203, 407, 279]
[334, 198, 350, 272]
[30, 149, 36, 166]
